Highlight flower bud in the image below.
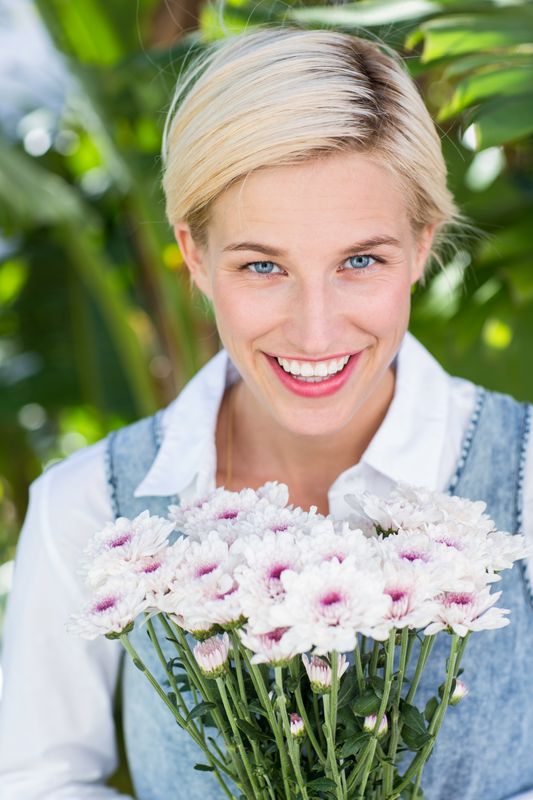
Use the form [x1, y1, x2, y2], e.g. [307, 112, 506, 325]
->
[290, 713, 305, 738]
[302, 653, 349, 694]
[450, 678, 469, 705]
[363, 713, 388, 738]
[193, 633, 230, 678]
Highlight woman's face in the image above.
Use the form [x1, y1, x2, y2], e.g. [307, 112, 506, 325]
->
[175, 152, 435, 438]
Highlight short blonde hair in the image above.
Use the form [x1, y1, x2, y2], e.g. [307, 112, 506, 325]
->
[162, 26, 460, 274]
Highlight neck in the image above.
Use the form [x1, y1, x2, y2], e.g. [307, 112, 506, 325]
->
[222, 365, 396, 494]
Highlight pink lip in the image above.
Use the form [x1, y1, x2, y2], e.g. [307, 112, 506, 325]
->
[265, 351, 363, 398]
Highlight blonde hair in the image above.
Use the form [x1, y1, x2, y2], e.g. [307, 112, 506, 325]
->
[162, 26, 461, 278]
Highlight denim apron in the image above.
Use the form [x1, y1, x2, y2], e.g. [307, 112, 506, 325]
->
[106, 385, 533, 800]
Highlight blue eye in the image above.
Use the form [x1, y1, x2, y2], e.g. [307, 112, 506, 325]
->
[244, 261, 283, 275]
[345, 255, 376, 270]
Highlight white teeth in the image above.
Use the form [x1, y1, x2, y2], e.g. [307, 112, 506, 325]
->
[276, 354, 350, 379]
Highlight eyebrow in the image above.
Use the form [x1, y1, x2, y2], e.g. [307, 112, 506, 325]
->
[221, 236, 402, 256]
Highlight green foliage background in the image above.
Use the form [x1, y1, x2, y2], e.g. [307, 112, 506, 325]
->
[0, 0, 532, 791]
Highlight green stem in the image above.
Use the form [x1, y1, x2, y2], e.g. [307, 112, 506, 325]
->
[119, 634, 233, 784]
[289, 658, 326, 764]
[145, 617, 189, 719]
[369, 641, 380, 678]
[216, 677, 260, 797]
[225, 672, 266, 793]
[348, 630, 396, 797]
[405, 635, 436, 705]
[275, 666, 309, 800]
[323, 692, 343, 798]
[354, 642, 365, 694]
[383, 627, 410, 794]
[393, 633, 464, 796]
[159, 616, 244, 783]
[313, 693, 327, 749]
[240, 649, 292, 800]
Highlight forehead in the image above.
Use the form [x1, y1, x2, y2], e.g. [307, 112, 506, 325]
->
[207, 152, 411, 249]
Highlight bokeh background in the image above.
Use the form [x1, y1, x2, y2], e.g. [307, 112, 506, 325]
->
[1, 0, 532, 792]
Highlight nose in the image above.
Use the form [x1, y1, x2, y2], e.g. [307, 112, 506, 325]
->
[283, 275, 345, 357]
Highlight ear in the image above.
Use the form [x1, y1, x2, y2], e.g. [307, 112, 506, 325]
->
[411, 223, 437, 285]
[174, 222, 212, 299]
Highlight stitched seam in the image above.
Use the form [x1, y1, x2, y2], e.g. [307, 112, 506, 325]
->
[153, 409, 164, 450]
[446, 384, 487, 495]
[517, 402, 533, 607]
[105, 430, 120, 519]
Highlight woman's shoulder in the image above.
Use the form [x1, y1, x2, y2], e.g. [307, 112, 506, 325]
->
[25, 437, 114, 573]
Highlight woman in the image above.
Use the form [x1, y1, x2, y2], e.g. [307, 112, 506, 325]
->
[0, 26, 532, 800]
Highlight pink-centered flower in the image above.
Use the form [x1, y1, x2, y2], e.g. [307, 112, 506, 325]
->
[238, 625, 299, 665]
[66, 584, 146, 640]
[301, 653, 349, 693]
[193, 633, 230, 678]
[450, 678, 469, 705]
[364, 713, 388, 738]
[424, 586, 510, 637]
[290, 713, 305, 738]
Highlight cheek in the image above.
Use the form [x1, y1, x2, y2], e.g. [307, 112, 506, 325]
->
[343, 274, 412, 335]
[211, 279, 276, 343]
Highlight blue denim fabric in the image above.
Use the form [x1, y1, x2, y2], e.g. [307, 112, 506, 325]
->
[106, 386, 533, 800]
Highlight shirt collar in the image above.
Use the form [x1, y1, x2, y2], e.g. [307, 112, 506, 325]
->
[134, 331, 450, 498]
[360, 332, 449, 489]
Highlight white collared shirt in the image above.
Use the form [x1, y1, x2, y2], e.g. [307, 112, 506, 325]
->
[1, 330, 532, 799]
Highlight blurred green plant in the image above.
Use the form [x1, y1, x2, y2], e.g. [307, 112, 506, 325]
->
[1, 0, 532, 789]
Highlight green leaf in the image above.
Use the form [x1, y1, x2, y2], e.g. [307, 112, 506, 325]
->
[439, 66, 533, 120]
[34, 0, 125, 66]
[337, 732, 371, 759]
[469, 93, 533, 148]
[337, 677, 359, 709]
[0, 143, 86, 232]
[247, 702, 269, 719]
[412, 8, 533, 62]
[443, 52, 533, 80]
[185, 701, 217, 724]
[352, 691, 381, 716]
[400, 702, 427, 735]
[235, 718, 272, 742]
[307, 777, 339, 792]
[402, 727, 432, 750]
[194, 763, 216, 771]
[289, 0, 441, 29]
[424, 696, 439, 722]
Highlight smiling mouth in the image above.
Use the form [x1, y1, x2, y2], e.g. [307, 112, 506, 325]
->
[272, 353, 354, 383]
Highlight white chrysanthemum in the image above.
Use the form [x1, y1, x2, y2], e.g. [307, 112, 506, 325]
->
[238, 624, 301, 664]
[256, 481, 290, 508]
[67, 584, 147, 640]
[305, 520, 378, 567]
[397, 484, 494, 533]
[231, 503, 323, 540]
[233, 532, 305, 624]
[344, 489, 442, 534]
[380, 560, 441, 629]
[167, 486, 268, 539]
[83, 511, 175, 566]
[424, 586, 510, 637]
[156, 533, 246, 632]
[380, 529, 481, 593]
[485, 531, 530, 572]
[269, 558, 391, 654]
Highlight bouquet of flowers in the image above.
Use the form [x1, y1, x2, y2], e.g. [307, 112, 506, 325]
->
[68, 481, 528, 799]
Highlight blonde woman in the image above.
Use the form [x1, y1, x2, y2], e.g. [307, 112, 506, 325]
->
[1, 26, 532, 800]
